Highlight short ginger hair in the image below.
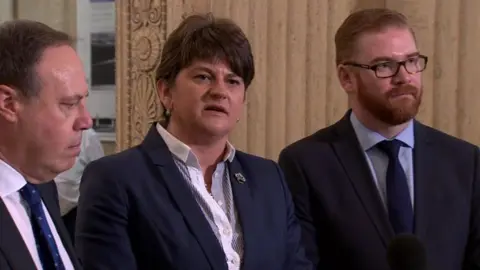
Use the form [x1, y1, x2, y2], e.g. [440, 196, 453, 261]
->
[334, 8, 415, 65]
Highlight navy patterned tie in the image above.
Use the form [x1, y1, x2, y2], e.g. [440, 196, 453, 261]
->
[19, 183, 65, 270]
[377, 139, 414, 234]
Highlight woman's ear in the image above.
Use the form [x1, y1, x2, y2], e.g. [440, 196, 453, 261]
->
[157, 79, 172, 111]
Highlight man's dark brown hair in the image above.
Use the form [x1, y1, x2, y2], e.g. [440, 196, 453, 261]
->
[0, 19, 73, 97]
[155, 13, 255, 89]
[335, 8, 415, 65]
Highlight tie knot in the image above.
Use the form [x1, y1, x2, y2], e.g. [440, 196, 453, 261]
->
[377, 139, 403, 158]
[19, 182, 42, 206]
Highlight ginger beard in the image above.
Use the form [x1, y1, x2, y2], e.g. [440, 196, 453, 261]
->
[356, 74, 422, 125]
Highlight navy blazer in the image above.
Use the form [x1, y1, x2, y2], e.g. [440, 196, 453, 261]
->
[75, 124, 313, 270]
[279, 111, 480, 270]
[0, 181, 81, 270]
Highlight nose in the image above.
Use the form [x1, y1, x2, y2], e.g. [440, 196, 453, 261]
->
[209, 80, 228, 99]
[74, 103, 93, 131]
[392, 65, 411, 85]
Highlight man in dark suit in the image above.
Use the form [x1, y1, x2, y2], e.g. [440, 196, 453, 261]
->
[0, 20, 91, 269]
[75, 13, 312, 270]
[279, 8, 480, 270]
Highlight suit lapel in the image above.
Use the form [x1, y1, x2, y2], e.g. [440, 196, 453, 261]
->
[141, 124, 227, 270]
[37, 183, 81, 269]
[227, 157, 258, 269]
[330, 112, 394, 246]
[412, 122, 437, 241]
[0, 198, 37, 270]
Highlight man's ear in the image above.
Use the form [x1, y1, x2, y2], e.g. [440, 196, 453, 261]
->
[0, 85, 21, 122]
[157, 79, 172, 111]
[337, 65, 356, 94]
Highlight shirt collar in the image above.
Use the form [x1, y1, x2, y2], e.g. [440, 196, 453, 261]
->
[0, 158, 27, 198]
[156, 123, 236, 166]
[350, 111, 415, 151]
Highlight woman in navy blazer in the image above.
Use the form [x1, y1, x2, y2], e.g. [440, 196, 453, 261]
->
[75, 13, 313, 270]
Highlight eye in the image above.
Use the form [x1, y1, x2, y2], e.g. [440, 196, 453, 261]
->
[375, 62, 396, 71]
[61, 100, 79, 109]
[227, 79, 241, 85]
[407, 57, 418, 64]
[194, 74, 211, 82]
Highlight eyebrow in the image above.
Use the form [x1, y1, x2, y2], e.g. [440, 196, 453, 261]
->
[191, 66, 214, 74]
[61, 92, 89, 102]
[190, 66, 238, 78]
[369, 52, 420, 64]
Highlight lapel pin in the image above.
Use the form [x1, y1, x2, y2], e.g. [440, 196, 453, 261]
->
[234, 173, 246, 184]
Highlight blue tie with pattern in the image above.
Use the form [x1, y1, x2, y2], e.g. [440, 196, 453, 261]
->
[377, 139, 414, 234]
[19, 183, 66, 270]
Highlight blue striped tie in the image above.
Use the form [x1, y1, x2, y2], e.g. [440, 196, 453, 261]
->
[20, 183, 65, 270]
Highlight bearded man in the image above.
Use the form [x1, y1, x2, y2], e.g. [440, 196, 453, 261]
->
[278, 8, 480, 270]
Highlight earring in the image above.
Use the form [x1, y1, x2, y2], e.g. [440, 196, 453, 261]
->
[164, 108, 171, 117]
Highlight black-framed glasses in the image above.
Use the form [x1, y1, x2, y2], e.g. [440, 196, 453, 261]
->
[343, 55, 428, 78]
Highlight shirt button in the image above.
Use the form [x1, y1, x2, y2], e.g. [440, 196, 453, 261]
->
[223, 228, 230, 235]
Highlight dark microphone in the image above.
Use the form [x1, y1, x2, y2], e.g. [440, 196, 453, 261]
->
[387, 234, 427, 270]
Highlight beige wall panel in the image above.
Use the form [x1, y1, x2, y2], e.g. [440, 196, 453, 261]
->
[264, 0, 288, 158]
[305, 0, 329, 135]
[0, 0, 14, 23]
[285, 0, 308, 146]
[245, 0, 269, 157]
[458, 0, 480, 143]
[227, 0, 251, 153]
[15, 0, 77, 34]
[116, 0, 480, 159]
[355, 0, 385, 10]
[432, 1, 460, 135]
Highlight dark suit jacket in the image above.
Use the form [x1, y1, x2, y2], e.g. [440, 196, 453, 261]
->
[0, 181, 81, 270]
[278, 111, 480, 270]
[75, 124, 313, 270]
[62, 206, 77, 245]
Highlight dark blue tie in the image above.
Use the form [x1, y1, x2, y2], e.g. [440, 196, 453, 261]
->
[377, 140, 414, 234]
[19, 183, 66, 270]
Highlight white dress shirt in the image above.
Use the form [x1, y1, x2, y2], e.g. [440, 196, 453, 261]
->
[0, 159, 74, 270]
[54, 128, 105, 215]
[156, 123, 243, 270]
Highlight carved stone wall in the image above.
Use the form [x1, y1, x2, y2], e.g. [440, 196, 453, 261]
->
[116, 0, 480, 159]
[116, 0, 167, 150]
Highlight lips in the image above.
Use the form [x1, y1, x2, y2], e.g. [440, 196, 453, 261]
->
[204, 104, 228, 114]
[391, 92, 415, 98]
[69, 141, 82, 149]
[390, 85, 418, 98]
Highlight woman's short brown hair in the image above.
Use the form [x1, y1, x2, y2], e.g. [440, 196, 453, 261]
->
[155, 13, 255, 88]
